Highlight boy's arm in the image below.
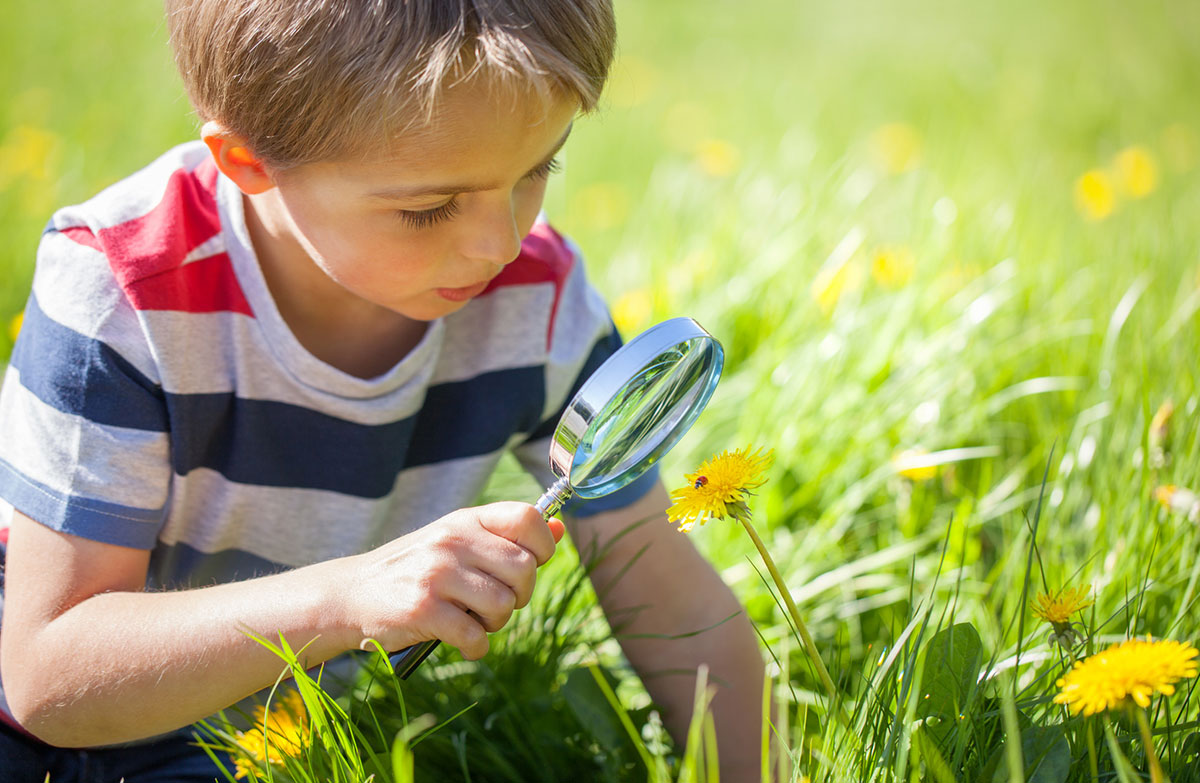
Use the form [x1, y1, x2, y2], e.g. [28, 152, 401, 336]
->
[568, 481, 766, 778]
[0, 503, 560, 747]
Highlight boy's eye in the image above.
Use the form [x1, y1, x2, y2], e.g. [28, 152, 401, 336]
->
[527, 156, 561, 181]
[397, 198, 461, 230]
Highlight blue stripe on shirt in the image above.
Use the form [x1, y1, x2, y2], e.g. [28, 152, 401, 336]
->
[0, 456, 164, 548]
[12, 294, 167, 432]
[166, 365, 545, 497]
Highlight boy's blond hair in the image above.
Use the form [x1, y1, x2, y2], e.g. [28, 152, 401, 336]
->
[165, 0, 616, 169]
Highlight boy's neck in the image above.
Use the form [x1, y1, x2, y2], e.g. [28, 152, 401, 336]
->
[242, 192, 429, 379]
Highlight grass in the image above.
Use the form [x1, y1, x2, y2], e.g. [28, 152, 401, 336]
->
[4, 0, 1200, 780]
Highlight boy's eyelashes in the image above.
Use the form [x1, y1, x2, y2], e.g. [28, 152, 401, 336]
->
[394, 156, 561, 230]
[397, 198, 462, 229]
[528, 156, 562, 180]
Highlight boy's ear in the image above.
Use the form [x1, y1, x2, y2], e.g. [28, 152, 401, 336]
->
[201, 121, 275, 195]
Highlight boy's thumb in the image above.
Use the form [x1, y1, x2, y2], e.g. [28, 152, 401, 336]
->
[546, 518, 566, 544]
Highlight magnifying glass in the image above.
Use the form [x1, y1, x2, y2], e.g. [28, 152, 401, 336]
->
[390, 316, 724, 678]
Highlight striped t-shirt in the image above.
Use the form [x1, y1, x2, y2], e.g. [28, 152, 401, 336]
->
[0, 141, 654, 729]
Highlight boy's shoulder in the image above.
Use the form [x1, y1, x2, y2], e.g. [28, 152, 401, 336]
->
[42, 141, 251, 316]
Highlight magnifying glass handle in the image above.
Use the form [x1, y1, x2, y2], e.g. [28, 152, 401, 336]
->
[389, 480, 575, 679]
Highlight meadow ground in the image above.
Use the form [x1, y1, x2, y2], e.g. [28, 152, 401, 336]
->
[2, 1, 1199, 780]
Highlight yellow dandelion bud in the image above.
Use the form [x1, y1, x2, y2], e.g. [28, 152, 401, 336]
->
[870, 122, 922, 174]
[870, 246, 916, 288]
[1074, 169, 1116, 221]
[1054, 636, 1198, 716]
[7, 311, 22, 344]
[1113, 145, 1158, 199]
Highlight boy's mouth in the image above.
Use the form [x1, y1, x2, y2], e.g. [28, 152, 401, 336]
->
[436, 280, 491, 302]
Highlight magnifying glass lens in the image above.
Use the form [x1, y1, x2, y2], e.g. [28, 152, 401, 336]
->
[570, 336, 721, 498]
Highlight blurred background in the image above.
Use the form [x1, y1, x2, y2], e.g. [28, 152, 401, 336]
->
[2, 0, 1199, 764]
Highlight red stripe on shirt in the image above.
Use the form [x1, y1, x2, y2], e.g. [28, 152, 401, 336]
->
[124, 252, 253, 315]
[484, 223, 574, 348]
[63, 158, 253, 316]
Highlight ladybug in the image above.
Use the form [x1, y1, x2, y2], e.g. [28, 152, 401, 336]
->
[693, 476, 708, 489]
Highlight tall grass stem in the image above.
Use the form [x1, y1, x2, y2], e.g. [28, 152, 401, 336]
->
[736, 515, 845, 727]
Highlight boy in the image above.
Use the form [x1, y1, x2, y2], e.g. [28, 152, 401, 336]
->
[0, 1, 765, 779]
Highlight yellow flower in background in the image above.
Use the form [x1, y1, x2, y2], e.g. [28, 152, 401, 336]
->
[0, 125, 59, 187]
[892, 448, 937, 481]
[611, 287, 653, 336]
[1155, 485, 1200, 521]
[870, 245, 916, 288]
[571, 181, 630, 231]
[1032, 584, 1094, 625]
[1074, 169, 1116, 221]
[667, 446, 774, 532]
[1150, 399, 1174, 449]
[1054, 636, 1198, 716]
[811, 260, 863, 315]
[1113, 145, 1158, 199]
[234, 690, 309, 779]
[7, 311, 22, 344]
[869, 122, 922, 174]
[693, 138, 741, 178]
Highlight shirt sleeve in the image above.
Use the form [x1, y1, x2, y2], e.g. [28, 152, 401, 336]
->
[0, 224, 171, 548]
[510, 233, 659, 518]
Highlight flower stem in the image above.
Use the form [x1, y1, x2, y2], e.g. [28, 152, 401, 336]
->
[1135, 707, 1169, 783]
[737, 516, 844, 723]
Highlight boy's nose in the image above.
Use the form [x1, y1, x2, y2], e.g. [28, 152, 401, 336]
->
[463, 203, 522, 268]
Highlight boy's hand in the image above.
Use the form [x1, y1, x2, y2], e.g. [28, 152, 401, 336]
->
[334, 502, 564, 660]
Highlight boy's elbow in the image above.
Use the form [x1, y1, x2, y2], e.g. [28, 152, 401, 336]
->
[6, 695, 109, 749]
[2, 648, 85, 747]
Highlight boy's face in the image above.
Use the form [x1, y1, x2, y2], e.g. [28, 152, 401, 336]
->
[256, 79, 578, 323]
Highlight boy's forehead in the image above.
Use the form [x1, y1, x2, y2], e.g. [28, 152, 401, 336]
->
[393, 76, 576, 152]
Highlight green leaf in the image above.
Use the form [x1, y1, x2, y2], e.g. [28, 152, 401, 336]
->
[984, 725, 1072, 783]
[560, 666, 629, 754]
[917, 623, 984, 731]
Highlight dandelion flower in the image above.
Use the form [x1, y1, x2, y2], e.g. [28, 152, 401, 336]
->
[1155, 485, 1200, 521]
[870, 246, 916, 288]
[1074, 169, 1116, 221]
[1149, 399, 1174, 449]
[1054, 636, 1198, 715]
[693, 138, 741, 178]
[1113, 145, 1159, 199]
[892, 448, 937, 481]
[611, 288, 653, 337]
[234, 690, 309, 779]
[667, 446, 774, 532]
[7, 311, 22, 344]
[1032, 584, 1094, 625]
[870, 122, 922, 174]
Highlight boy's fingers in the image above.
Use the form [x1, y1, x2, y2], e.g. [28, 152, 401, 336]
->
[547, 518, 565, 544]
[476, 502, 557, 565]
